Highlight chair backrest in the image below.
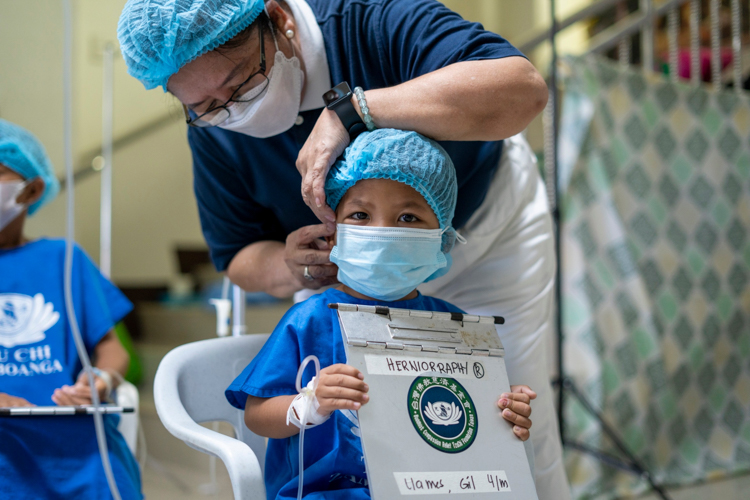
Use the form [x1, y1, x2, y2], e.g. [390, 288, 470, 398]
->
[161, 334, 270, 470]
[115, 380, 140, 455]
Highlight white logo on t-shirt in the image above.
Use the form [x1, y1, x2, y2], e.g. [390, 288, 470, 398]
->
[0, 293, 59, 348]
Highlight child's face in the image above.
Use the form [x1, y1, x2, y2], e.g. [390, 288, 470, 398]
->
[0, 162, 45, 244]
[329, 178, 444, 301]
[333, 179, 440, 235]
[0, 163, 44, 207]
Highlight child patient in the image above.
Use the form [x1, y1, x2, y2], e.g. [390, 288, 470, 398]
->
[0, 119, 142, 499]
[226, 129, 535, 500]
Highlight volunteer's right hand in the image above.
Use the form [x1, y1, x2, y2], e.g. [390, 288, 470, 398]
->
[0, 392, 35, 407]
[296, 107, 350, 223]
[284, 223, 339, 289]
[315, 364, 369, 415]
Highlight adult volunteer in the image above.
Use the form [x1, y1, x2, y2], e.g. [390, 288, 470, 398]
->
[118, 0, 570, 497]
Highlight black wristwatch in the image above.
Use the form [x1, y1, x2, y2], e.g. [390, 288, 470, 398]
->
[323, 82, 367, 140]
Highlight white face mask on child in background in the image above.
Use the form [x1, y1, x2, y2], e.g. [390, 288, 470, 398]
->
[0, 180, 28, 231]
[330, 224, 451, 302]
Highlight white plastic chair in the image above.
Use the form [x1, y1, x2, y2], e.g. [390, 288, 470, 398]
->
[154, 335, 269, 500]
[115, 380, 140, 455]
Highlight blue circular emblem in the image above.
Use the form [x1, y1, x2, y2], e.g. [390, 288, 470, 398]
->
[408, 376, 478, 453]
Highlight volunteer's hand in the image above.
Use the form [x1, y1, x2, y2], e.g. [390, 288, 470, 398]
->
[284, 223, 339, 289]
[0, 392, 35, 407]
[296, 108, 350, 223]
[52, 372, 108, 406]
[314, 364, 369, 415]
[497, 385, 537, 441]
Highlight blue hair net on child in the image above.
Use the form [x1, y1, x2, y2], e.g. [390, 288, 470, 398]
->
[118, 0, 265, 91]
[325, 128, 460, 252]
[0, 119, 59, 215]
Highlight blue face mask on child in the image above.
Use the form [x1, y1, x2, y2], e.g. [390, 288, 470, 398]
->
[330, 224, 451, 302]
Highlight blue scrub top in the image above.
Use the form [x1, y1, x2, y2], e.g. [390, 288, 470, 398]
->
[226, 287, 464, 500]
[0, 239, 141, 499]
[189, 0, 526, 271]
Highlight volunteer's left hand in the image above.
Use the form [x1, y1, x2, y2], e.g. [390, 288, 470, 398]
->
[296, 108, 350, 223]
[498, 385, 537, 441]
[52, 371, 108, 406]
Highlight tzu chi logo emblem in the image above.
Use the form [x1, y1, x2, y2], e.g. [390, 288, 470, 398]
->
[408, 376, 478, 453]
[0, 294, 59, 348]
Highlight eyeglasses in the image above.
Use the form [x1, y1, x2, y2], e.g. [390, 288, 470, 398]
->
[183, 21, 270, 128]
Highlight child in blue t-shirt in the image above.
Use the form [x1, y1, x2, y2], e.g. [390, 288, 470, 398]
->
[226, 129, 536, 500]
[0, 119, 142, 499]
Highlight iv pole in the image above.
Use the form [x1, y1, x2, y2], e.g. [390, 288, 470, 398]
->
[100, 43, 114, 278]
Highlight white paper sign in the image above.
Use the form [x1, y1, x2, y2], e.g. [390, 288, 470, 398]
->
[393, 470, 511, 495]
[365, 354, 485, 380]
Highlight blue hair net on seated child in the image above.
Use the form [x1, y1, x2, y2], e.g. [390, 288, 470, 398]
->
[118, 0, 265, 91]
[325, 128, 460, 252]
[0, 119, 59, 215]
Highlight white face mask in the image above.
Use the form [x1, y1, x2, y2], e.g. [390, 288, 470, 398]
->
[329, 225, 452, 302]
[218, 27, 304, 138]
[0, 180, 28, 232]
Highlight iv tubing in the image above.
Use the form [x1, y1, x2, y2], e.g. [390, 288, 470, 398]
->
[295, 355, 321, 500]
[62, 1, 122, 498]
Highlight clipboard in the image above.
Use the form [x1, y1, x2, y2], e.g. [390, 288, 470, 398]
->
[331, 303, 538, 499]
[0, 405, 134, 416]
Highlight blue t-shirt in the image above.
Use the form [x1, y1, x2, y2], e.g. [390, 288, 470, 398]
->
[0, 238, 142, 499]
[226, 287, 463, 500]
[189, 0, 526, 270]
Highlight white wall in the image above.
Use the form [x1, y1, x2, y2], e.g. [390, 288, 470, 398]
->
[0, 0, 65, 189]
[0, 0, 204, 286]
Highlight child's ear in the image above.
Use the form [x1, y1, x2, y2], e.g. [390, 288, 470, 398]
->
[17, 178, 45, 206]
[325, 234, 336, 247]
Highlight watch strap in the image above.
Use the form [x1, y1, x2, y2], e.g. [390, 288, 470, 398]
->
[331, 100, 366, 139]
[325, 83, 367, 139]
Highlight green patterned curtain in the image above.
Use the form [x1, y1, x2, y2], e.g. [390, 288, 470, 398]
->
[559, 55, 750, 498]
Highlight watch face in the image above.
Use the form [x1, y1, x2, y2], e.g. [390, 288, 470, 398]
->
[323, 82, 352, 106]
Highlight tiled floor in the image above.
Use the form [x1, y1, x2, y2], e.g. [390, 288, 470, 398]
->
[142, 457, 235, 499]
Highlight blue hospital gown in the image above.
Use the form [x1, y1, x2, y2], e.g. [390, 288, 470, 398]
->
[226, 287, 462, 500]
[0, 239, 141, 499]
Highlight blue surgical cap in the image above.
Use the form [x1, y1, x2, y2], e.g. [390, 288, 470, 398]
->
[325, 129, 459, 251]
[118, 0, 265, 92]
[0, 119, 59, 215]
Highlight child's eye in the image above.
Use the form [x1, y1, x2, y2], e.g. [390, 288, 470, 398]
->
[349, 212, 369, 220]
[399, 214, 419, 223]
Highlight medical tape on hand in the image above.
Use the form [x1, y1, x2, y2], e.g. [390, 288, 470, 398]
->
[77, 367, 114, 401]
[286, 377, 331, 429]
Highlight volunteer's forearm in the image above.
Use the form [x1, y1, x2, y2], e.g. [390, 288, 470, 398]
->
[362, 58, 547, 141]
[244, 395, 300, 439]
[93, 331, 129, 386]
[227, 241, 299, 298]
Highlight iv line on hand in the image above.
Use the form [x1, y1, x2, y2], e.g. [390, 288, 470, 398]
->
[287, 355, 330, 500]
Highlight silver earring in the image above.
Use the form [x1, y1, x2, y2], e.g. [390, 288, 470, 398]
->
[285, 29, 294, 39]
